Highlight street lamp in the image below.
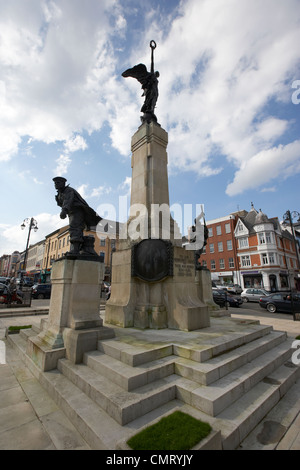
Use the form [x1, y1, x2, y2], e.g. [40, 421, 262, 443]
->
[20, 217, 38, 287]
[282, 210, 300, 321]
[282, 210, 300, 269]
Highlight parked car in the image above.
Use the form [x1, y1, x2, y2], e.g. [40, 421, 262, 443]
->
[31, 283, 52, 299]
[0, 277, 10, 285]
[212, 288, 243, 308]
[241, 288, 269, 303]
[225, 284, 243, 294]
[259, 293, 300, 314]
[16, 277, 34, 287]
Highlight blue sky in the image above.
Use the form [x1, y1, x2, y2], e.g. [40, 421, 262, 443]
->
[1, 0, 300, 255]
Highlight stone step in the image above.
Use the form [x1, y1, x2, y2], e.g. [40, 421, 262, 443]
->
[35, 366, 135, 450]
[174, 340, 293, 417]
[215, 360, 300, 449]
[97, 323, 273, 367]
[57, 357, 177, 425]
[174, 330, 287, 385]
[83, 350, 176, 391]
[172, 324, 273, 362]
[19, 325, 40, 340]
[97, 339, 173, 366]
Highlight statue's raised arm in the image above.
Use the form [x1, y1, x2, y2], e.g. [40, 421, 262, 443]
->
[122, 41, 159, 124]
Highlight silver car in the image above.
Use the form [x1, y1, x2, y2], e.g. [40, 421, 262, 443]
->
[241, 288, 269, 302]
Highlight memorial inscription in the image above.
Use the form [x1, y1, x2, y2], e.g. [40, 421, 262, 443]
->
[174, 255, 195, 278]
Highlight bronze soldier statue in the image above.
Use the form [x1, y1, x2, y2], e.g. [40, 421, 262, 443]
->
[53, 177, 102, 256]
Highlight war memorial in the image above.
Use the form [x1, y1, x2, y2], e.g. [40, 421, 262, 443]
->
[7, 42, 300, 450]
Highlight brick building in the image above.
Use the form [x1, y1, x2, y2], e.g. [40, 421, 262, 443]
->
[201, 205, 300, 292]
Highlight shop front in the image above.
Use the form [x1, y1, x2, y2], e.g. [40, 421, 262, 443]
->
[241, 271, 263, 289]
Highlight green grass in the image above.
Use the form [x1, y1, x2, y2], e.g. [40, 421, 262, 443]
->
[8, 325, 32, 331]
[296, 335, 300, 340]
[127, 411, 212, 450]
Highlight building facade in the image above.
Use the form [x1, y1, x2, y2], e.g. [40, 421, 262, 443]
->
[201, 205, 300, 292]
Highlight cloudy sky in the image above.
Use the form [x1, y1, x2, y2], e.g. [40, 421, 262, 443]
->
[1, 0, 300, 255]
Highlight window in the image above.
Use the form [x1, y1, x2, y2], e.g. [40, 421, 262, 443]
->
[209, 243, 214, 253]
[216, 225, 222, 235]
[269, 252, 276, 265]
[208, 227, 213, 237]
[262, 253, 277, 265]
[229, 257, 234, 268]
[202, 260, 207, 268]
[227, 240, 232, 250]
[100, 251, 105, 262]
[241, 255, 251, 267]
[259, 232, 273, 244]
[218, 241, 223, 252]
[239, 237, 249, 248]
[210, 259, 216, 270]
[266, 232, 272, 243]
[259, 233, 265, 244]
[219, 259, 225, 269]
[225, 223, 231, 234]
[237, 222, 244, 232]
[100, 238, 106, 247]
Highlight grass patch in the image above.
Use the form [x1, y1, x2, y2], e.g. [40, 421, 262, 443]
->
[8, 325, 32, 331]
[296, 335, 300, 340]
[127, 411, 212, 450]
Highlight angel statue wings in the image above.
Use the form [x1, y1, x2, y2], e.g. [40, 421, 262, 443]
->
[122, 41, 159, 123]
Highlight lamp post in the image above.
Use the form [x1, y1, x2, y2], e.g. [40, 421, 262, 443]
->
[282, 210, 300, 321]
[282, 210, 300, 271]
[20, 217, 38, 287]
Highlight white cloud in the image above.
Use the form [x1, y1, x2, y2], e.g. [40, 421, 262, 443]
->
[54, 154, 72, 176]
[0, 0, 299, 197]
[0, 0, 126, 162]
[226, 140, 300, 196]
[143, 0, 300, 189]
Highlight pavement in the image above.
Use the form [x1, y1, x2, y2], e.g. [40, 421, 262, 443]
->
[0, 303, 299, 451]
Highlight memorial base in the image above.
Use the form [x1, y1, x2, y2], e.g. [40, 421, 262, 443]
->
[105, 246, 210, 331]
[26, 257, 114, 371]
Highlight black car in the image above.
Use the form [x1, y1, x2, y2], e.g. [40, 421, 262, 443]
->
[31, 283, 52, 299]
[259, 293, 300, 314]
[212, 288, 243, 308]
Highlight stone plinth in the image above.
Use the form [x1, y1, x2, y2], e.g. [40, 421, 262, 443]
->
[105, 245, 209, 331]
[26, 257, 114, 370]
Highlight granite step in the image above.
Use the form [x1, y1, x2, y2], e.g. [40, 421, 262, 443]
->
[174, 340, 293, 417]
[172, 324, 273, 362]
[97, 338, 173, 366]
[19, 324, 40, 340]
[83, 349, 176, 391]
[214, 359, 300, 449]
[174, 330, 287, 385]
[57, 357, 177, 425]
